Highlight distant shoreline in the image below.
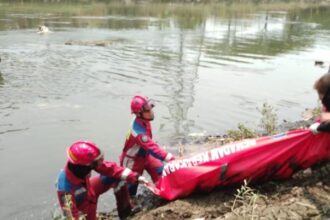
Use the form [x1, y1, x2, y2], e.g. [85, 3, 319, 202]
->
[2, 0, 330, 18]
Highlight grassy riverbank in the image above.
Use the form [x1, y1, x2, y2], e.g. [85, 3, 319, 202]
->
[2, 0, 330, 17]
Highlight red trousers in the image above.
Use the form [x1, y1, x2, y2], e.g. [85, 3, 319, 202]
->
[121, 154, 164, 195]
[61, 176, 132, 220]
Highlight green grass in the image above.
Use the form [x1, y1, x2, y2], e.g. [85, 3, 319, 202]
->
[231, 180, 268, 219]
[1, 1, 329, 19]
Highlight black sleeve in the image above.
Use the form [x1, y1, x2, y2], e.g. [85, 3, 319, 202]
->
[317, 121, 330, 132]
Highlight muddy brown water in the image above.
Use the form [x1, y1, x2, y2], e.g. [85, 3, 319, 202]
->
[0, 1, 330, 219]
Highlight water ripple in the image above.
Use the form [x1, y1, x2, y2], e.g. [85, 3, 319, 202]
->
[0, 128, 29, 135]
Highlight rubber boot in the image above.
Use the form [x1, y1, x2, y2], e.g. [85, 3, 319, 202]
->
[115, 184, 133, 220]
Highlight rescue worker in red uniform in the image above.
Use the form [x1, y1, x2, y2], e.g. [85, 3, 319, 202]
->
[120, 95, 175, 196]
[56, 140, 147, 220]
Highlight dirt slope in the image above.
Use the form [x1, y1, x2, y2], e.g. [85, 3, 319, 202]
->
[100, 117, 330, 220]
[130, 161, 330, 220]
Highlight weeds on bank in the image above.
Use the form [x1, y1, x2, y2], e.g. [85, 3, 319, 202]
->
[311, 106, 322, 119]
[52, 194, 87, 220]
[227, 123, 258, 141]
[257, 103, 278, 135]
[301, 105, 322, 121]
[231, 180, 267, 219]
[226, 102, 277, 141]
[52, 212, 62, 220]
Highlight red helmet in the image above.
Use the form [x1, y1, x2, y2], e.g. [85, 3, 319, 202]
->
[67, 141, 103, 166]
[130, 95, 154, 114]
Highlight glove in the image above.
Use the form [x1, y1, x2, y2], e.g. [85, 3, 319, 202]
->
[309, 122, 320, 134]
[164, 153, 175, 162]
[138, 176, 148, 184]
[169, 155, 176, 161]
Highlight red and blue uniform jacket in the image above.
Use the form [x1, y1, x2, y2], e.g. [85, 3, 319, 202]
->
[56, 161, 138, 219]
[120, 117, 173, 164]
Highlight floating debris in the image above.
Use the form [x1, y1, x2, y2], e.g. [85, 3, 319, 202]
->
[315, 60, 324, 66]
[37, 25, 50, 34]
[65, 40, 112, 47]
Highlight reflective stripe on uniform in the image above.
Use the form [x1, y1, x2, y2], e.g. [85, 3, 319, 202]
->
[114, 181, 126, 192]
[121, 168, 131, 180]
[74, 187, 87, 196]
[126, 144, 140, 157]
[123, 156, 135, 170]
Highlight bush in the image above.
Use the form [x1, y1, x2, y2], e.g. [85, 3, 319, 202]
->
[227, 123, 258, 141]
[258, 103, 278, 135]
